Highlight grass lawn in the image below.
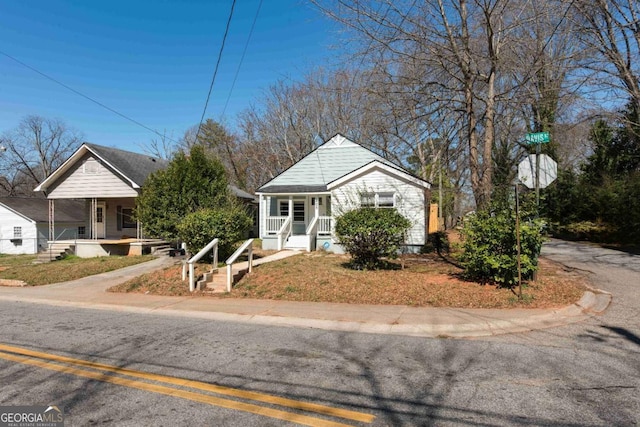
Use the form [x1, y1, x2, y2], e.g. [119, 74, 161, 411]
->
[110, 250, 588, 309]
[0, 254, 154, 286]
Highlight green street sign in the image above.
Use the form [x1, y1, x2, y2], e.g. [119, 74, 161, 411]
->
[525, 131, 550, 144]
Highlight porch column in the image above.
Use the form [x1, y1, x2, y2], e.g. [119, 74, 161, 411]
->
[90, 198, 97, 240]
[48, 199, 55, 242]
[314, 196, 319, 219]
[288, 196, 293, 222]
[259, 194, 264, 238]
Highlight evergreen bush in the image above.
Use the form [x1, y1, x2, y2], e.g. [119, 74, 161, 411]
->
[177, 205, 252, 260]
[459, 208, 545, 287]
[335, 208, 412, 270]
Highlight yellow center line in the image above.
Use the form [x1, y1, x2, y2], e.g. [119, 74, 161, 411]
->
[0, 344, 375, 425]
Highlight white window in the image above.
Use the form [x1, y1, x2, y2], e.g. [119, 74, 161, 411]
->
[121, 208, 137, 229]
[378, 192, 395, 208]
[361, 192, 376, 208]
[13, 227, 22, 239]
[360, 192, 396, 208]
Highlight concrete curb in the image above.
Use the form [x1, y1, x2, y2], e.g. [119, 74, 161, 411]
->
[0, 289, 607, 339]
[0, 252, 612, 339]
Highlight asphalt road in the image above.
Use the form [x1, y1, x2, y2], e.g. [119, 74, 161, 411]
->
[0, 240, 638, 426]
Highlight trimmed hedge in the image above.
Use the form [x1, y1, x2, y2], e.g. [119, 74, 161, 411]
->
[335, 208, 411, 270]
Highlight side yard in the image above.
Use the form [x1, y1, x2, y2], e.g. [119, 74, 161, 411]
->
[0, 254, 154, 286]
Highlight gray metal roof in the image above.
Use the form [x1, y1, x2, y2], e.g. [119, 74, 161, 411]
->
[257, 134, 398, 193]
[85, 143, 168, 187]
[0, 197, 85, 223]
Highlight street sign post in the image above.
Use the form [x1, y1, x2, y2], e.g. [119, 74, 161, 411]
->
[525, 132, 550, 144]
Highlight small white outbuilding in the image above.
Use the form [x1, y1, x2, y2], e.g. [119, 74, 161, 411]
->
[0, 197, 85, 255]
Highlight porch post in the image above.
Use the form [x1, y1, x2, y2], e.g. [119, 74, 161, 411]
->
[259, 194, 264, 239]
[90, 198, 96, 240]
[288, 196, 293, 222]
[314, 196, 319, 219]
[48, 199, 54, 241]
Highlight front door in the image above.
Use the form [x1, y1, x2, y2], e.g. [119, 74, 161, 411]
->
[292, 200, 306, 235]
[95, 202, 106, 239]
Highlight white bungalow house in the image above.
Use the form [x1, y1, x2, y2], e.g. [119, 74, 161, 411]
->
[34, 143, 256, 257]
[256, 134, 431, 253]
[0, 197, 84, 255]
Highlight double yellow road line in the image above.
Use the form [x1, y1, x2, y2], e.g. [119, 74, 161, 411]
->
[0, 343, 374, 427]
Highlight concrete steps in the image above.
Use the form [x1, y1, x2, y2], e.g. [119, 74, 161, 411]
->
[284, 235, 308, 250]
[35, 243, 75, 263]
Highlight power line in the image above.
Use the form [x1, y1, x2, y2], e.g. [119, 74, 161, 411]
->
[194, 0, 237, 143]
[0, 49, 179, 144]
[220, 0, 263, 119]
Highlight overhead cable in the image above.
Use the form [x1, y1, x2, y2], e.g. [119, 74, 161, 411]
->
[194, 0, 237, 143]
[0, 49, 179, 144]
[220, 0, 263, 119]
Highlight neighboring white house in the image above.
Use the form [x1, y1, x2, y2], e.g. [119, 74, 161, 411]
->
[34, 143, 257, 257]
[0, 197, 84, 255]
[256, 134, 432, 253]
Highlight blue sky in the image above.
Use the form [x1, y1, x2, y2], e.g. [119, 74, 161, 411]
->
[0, 0, 339, 152]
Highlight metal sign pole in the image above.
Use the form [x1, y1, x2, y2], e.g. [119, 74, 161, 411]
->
[515, 184, 522, 299]
[535, 142, 541, 208]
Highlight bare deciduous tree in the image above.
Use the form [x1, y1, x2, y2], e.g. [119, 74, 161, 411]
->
[0, 115, 82, 196]
[571, 0, 640, 130]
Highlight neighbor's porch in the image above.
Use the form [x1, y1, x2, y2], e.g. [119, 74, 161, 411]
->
[259, 194, 335, 251]
[46, 197, 167, 257]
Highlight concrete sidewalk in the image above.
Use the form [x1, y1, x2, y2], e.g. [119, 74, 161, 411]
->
[0, 253, 612, 338]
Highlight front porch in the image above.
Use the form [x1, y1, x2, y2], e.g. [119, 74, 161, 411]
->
[259, 194, 336, 252]
[45, 197, 166, 257]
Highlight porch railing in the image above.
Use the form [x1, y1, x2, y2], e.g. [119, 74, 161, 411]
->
[183, 238, 218, 292]
[277, 217, 292, 250]
[225, 238, 254, 292]
[318, 216, 332, 236]
[266, 216, 287, 235]
[305, 217, 319, 252]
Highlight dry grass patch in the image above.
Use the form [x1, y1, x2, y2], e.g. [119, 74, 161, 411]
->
[0, 255, 154, 286]
[111, 251, 588, 309]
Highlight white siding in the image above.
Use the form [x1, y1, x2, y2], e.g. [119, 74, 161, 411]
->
[0, 207, 38, 254]
[47, 154, 139, 199]
[331, 169, 426, 245]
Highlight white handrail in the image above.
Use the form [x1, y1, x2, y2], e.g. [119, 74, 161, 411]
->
[225, 238, 254, 292]
[277, 217, 292, 250]
[305, 216, 318, 235]
[305, 216, 319, 251]
[183, 238, 218, 292]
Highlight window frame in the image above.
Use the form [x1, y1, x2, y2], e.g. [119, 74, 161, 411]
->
[121, 208, 137, 229]
[360, 191, 397, 208]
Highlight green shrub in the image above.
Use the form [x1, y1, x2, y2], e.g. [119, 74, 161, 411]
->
[177, 205, 253, 260]
[335, 208, 412, 270]
[459, 208, 545, 287]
